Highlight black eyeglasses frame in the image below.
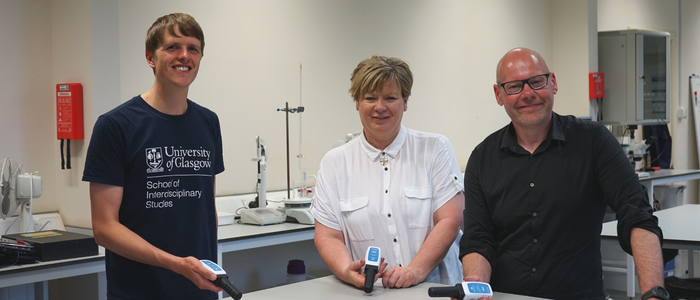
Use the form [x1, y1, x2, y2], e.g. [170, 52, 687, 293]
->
[498, 73, 551, 95]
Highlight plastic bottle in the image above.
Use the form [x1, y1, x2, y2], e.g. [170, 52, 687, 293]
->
[273, 259, 316, 287]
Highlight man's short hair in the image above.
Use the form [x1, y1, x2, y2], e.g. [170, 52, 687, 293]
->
[349, 55, 413, 101]
[145, 13, 205, 57]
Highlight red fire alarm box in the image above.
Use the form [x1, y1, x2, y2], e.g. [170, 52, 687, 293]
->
[56, 83, 84, 140]
[589, 72, 605, 99]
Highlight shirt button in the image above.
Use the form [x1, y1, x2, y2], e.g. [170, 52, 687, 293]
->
[385, 190, 388, 193]
[382, 152, 385, 155]
[393, 238, 397, 243]
[532, 212, 537, 217]
[399, 264, 402, 267]
[388, 214, 392, 218]
[529, 182, 534, 188]
[532, 267, 537, 272]
[385, 167, 388, 171]
[454, 176, 458, 180]
[533, 239, 538, 243]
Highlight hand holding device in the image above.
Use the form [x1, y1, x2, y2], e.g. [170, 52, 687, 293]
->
[361, 246, 381, 293]
[428, 282, 493, 300]
[200, 259, 243, 300]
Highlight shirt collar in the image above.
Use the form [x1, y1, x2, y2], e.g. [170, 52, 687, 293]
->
[500, 112, 565, 152]
[550, 112, 566, 141]
[360, 125, 407, 162]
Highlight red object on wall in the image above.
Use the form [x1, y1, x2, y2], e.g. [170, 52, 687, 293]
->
[56, 83, 84, 140]
[589, 72, 605, 99]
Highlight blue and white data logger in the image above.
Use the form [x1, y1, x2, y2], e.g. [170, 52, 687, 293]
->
[428, 282, 493, 300]
[361, 246, 381, 293]
[200, 259, 243, 300]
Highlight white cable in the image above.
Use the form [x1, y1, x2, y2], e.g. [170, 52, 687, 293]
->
[4, 217, 18, 235]
[38, 221, 50, 231]
[22, 172, 34, 233]
[0, 158, 7, 189]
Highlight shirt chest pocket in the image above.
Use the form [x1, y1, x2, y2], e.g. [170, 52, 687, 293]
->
[404, 187, 432, 229]
[339, 196, 374, 242]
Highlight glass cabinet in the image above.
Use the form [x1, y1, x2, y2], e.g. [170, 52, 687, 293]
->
[598, 29, 671, 125]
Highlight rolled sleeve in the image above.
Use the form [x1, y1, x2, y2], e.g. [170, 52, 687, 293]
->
[591, 124, 663, 254]
[615, 186, 663, 254]
[460, 147, 498, 264]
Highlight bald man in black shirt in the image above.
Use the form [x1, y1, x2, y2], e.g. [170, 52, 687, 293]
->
[459, 48, 666, 300]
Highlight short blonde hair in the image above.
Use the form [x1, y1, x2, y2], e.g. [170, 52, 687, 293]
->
[349, 55, 413, 101]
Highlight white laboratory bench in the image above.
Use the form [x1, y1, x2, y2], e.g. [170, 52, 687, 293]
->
[601, 204, 700, 297]
[0, 247, 105, 289]
[225, 275, 545, 300]
[638, 169, 700, 206]
[216, 221, 314, 265]
[0, 220, 314, 300]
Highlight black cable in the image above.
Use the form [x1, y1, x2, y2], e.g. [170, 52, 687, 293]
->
[0, 251, 20, 269]
[648, 141, 669, 165]
[66, 139, 71, 169]
[60, 139, 65, 169]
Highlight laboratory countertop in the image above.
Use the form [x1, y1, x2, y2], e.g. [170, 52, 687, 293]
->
[637, 169, 700, 181]
[224, 276, 544, 300]
[217, 220, 314, 242]
[0, 246, 105, 288]
[600, 203, 700, 296]
[0, 221, 314, 289]
[601, 204, 700, 244]
[0, 248, 104, 276]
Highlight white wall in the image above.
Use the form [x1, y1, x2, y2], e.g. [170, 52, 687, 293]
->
[50, 0, 93, 230]
[113, 0, 584, 203]
[0, 0, 57, 214]
[551, 0, 597, 116]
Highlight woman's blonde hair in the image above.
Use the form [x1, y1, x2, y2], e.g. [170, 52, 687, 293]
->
[349, 55, 413, 101]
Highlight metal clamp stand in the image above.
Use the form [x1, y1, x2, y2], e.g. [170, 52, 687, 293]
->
[277, 102, 304, 199]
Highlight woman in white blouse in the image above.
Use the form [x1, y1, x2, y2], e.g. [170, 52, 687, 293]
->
[309, 55, 465, 290]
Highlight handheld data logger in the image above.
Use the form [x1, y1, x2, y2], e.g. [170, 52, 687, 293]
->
[361, 246, 381, 293]
[428, 282, 493, 300]
[200, 259, 243, 300]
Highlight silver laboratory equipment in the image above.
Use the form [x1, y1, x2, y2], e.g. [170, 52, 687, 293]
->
[253, 136, 268, 208]
[240, 136, 285, 226]
[276, 102, 314, 225]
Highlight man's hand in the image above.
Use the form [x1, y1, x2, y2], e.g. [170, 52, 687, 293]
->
[343, 258, 387, 289]
[174, 256, 223, 293]
[381, 265, 422, 288]
[448, 275, 492, 300]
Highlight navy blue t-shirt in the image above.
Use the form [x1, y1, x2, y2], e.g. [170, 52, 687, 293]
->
[83, 96, 224, 300]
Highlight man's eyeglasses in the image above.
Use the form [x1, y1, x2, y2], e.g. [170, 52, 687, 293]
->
[498, 73, 551, 95]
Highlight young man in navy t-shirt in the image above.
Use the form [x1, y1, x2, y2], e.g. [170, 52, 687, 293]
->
[83, 13, 225, 300]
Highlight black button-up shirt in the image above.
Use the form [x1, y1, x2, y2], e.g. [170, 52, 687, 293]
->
[460, 113, 662, 300]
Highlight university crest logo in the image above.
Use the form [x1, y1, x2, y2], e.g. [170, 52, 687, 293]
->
[145, 147, 164, 173]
